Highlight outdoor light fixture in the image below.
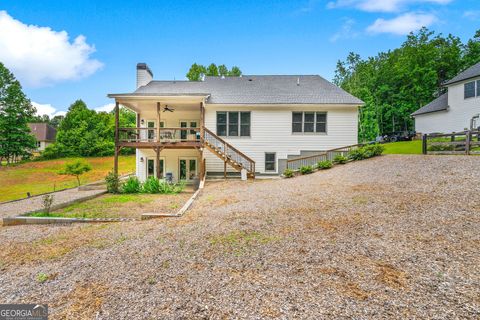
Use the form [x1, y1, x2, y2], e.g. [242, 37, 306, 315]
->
[140, 119, 145, 125]
[140, 157, 144, 162]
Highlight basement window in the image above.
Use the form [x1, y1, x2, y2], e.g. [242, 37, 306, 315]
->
[265, 153, 276, 172]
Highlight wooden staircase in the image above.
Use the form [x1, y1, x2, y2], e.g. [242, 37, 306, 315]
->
[202, 127, 255, 178]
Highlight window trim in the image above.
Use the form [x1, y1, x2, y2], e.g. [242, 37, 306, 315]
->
[264, 152, 276, 172]
[477, 80, 480, 97]
[292, 111, 328, 134]
[216, 111, 251, 137]
[464, 81, 476, 99]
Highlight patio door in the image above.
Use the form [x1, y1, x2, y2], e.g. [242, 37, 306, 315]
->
[147, 120, 156, 141]
[179, 158, 197, 181]
[146, 158, 165, 179]
[180, 120, 197, 140]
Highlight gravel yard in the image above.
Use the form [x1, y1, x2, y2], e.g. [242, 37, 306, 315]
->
[0, 155, 478, 319]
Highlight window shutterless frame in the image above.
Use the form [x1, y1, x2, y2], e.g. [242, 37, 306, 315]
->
[464, 81, 475, 99]
[292, 112, 327, 134]
[216, 111, 251, 137]
[265, 152, 276, 172]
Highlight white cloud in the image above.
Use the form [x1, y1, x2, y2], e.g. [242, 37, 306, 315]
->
[94, 103, 115, 113]
[463, 10, 480, 20]
[327, 0, 452, 13]
[330, 18, 359, 42]
[0, 11, 103, 87]
[32, 102, 66, 117]
[295, 0, 321, 14]
[366, 12, 437, 35]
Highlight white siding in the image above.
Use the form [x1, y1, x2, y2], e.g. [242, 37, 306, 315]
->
[415, 77, 480, 134]
[204, 105, 358, 174]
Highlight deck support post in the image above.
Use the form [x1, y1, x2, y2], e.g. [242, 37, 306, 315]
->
[200, 101, 205, 144]
[422, 134, 427, 155]
[155, 147, 162, 179]
[157, 102, 161, 143]
[114, 101, 120, 176]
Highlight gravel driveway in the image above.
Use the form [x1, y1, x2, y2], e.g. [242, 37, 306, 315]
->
[0, 155, 478, 319]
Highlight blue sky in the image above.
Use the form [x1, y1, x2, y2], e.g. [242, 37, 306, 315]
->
[0, 0, 479, 116]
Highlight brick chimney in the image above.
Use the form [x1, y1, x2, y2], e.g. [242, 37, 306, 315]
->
[136, 63, 153, 88]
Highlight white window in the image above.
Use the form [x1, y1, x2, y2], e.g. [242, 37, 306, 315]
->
[465, 81, 475, 99]
[265, 153, 276, 172]
[216, 112, 251, 137]
[292, 112, 327, 133]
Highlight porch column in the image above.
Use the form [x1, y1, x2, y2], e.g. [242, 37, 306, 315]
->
[155, 147, 161, 179]
[156, 102, 161, 143]
[200, 101, 205, 143]
[114, 101, 119, 176]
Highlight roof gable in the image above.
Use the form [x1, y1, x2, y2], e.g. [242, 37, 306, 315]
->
[444, 61, 480, 86]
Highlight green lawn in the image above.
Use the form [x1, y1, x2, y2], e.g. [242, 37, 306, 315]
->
[382, 140, 423, 154]
[0, 156, 135, 202]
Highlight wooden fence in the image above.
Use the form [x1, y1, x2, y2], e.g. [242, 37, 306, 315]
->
[422, 130, 480, 155]
[286, 143, 364, 171]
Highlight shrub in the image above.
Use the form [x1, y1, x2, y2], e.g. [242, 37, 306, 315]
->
[317, 160, 333, 170]
[160, 181, 186, 194]
[348, 148, 366, 161]
[142, 176, 161, 194]
[42, 194, 54, 214]
[427, 144, 455, 151]
[283, 168, 294, 178]
[122, 176, 142, 193]
[105, 171, 120, 193]
[333, 154, 348, 164]
[300, 165, 313, 175]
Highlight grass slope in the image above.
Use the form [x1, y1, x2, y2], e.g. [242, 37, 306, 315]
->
[382, 140, 423, 154]
[0, 156, 135, 202]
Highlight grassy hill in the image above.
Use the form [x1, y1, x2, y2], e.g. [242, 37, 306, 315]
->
[0, 156, 135, 202]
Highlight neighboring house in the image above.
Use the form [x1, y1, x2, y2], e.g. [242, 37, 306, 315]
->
[108, 63, 363, 182]
[412, 61, 480, 134]
[28, 123, 57, 152]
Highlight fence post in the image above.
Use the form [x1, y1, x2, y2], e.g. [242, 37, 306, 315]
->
[465, 130, 471, 155]
[422, 134, 427, 155]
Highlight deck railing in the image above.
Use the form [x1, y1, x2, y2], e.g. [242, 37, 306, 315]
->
[422, 130, 480, 155]
[286, 143, 364, 170]
[118, 127, 200, 143]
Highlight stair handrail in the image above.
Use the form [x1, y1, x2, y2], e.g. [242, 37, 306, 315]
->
[203, 127, 255, 173]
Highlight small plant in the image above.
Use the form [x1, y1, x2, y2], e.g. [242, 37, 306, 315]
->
[42, 194, 54, 214]
[122, 176, 141, 193]
[283, 168, 294, 178]
[300, 165, 313, 175]
[36, 272, 49, 283]
[59, 160, 92, 186]
[333, 154, 348, 164]
[348, 148, 366, 161]
[105, 171, 120, 193]
[317, 160, 333, 169]
[142, 176, 161, 194]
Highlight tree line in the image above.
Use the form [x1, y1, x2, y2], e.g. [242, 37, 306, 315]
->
[334, 28, 480, 142]
[0, 62, 135, 164]
[186, 63, 242, 81]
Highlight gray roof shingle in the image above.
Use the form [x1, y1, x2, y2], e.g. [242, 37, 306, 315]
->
[111, 75, 363, 105]
[444, 61, 480, 86]
[411, 93, 449, 116]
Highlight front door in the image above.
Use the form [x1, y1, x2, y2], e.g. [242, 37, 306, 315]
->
[179, 158, 197, 181]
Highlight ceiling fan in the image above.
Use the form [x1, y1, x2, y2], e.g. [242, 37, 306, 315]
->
[163, 105, 175, 112]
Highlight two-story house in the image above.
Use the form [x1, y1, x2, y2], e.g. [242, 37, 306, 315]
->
[412, 61, 480, 134]
[108, 63, 363, 182]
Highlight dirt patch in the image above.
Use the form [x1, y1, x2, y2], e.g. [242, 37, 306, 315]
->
[53, 283, 108, 319]
[376, 263, 408, 289]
